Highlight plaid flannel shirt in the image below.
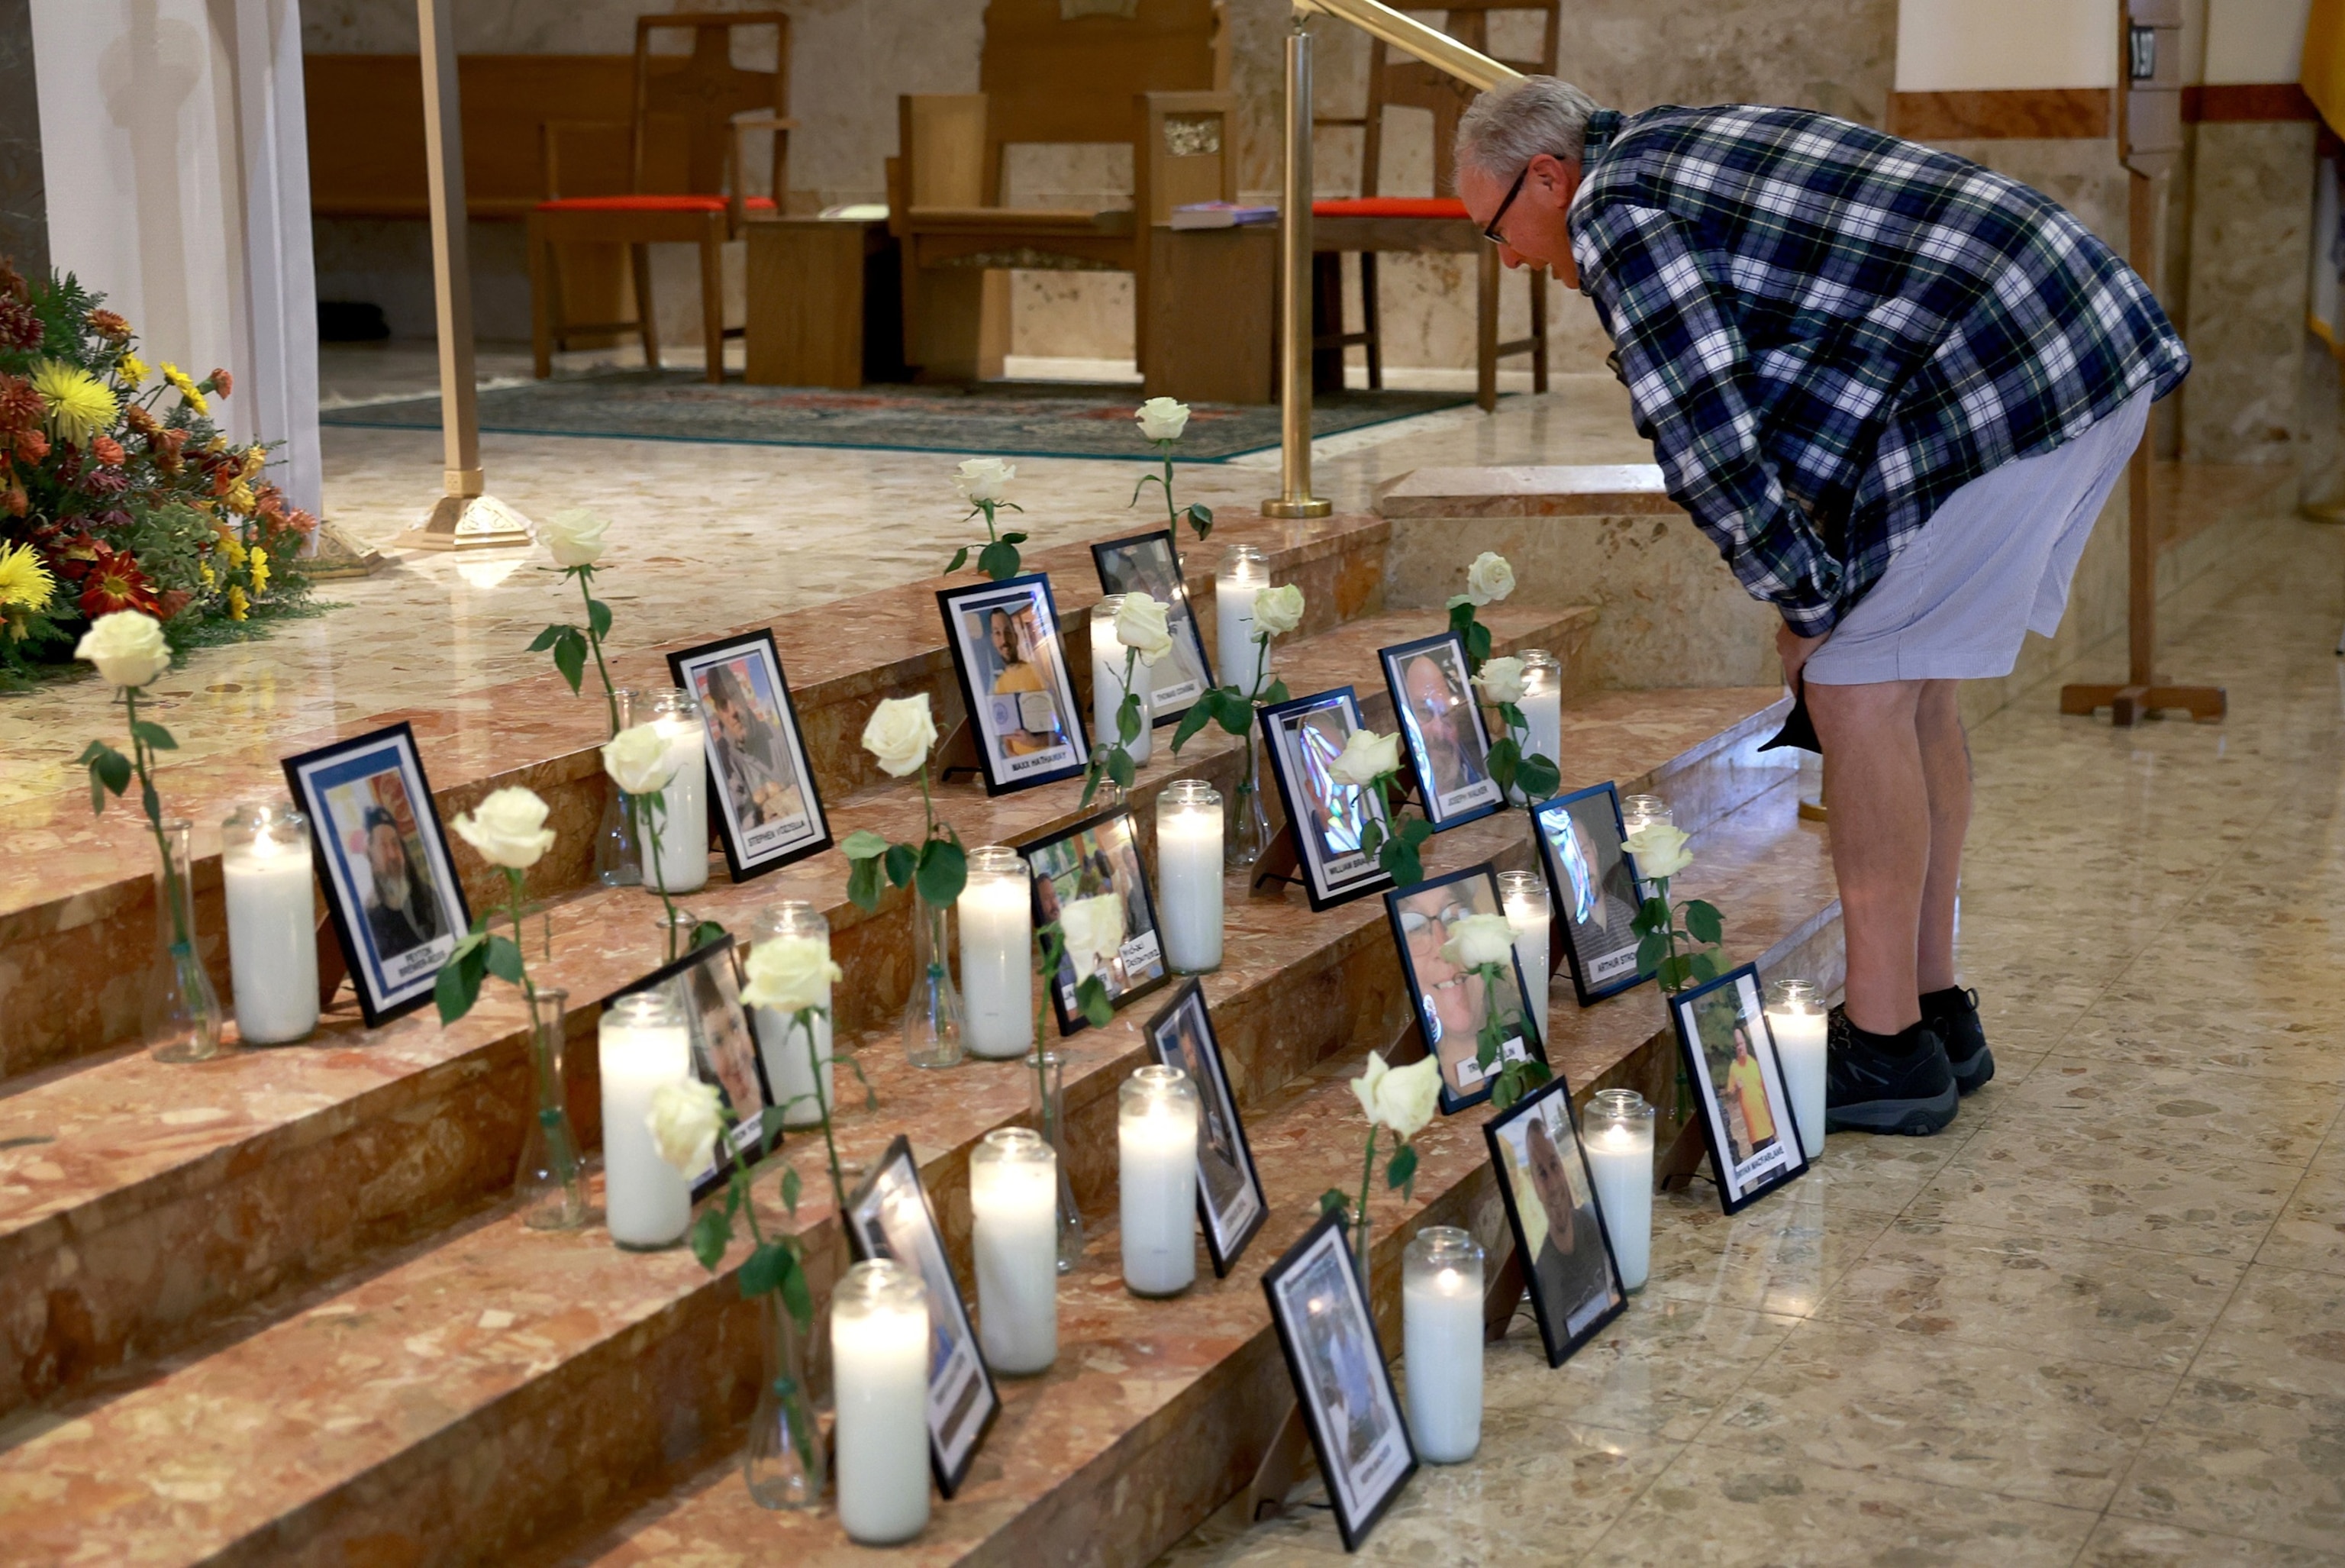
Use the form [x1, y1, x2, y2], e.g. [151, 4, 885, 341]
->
[1569, 105, 2190, 637]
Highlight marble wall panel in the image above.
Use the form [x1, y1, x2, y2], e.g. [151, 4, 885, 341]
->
[2182, 120, 2318, 466]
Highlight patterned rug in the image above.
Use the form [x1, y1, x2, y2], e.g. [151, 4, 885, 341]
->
[319, 373, 1475, 462]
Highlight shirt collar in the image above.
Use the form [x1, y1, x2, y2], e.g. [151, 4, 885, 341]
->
[1580, 108, 1622, 166]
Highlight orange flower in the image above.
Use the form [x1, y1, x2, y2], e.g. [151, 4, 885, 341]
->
[0, 375, 42, 433]
[12, 427, 47, 463]
[90, 434, 122, 467]
[207, 368, 233, 398]
[123, 403, 158, 437]
[288, 508, 319, 536]
[85, 308, 131, 343]
[76, 540, 161, 617]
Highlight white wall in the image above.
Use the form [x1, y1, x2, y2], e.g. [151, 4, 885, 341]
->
[2204, 0, 2312, 81]
[1895, 0, 2117, 91]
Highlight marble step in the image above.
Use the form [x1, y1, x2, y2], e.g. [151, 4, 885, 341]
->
[0, 605, 1632, 1420]
[0, 772, 1837, 1566]
[1, 511, 1387, 1080]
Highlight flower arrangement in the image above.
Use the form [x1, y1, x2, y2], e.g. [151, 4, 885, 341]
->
[1328, 726, 1434, 886]
[1321, 1050, 1443, 1282]
[1082, 591, 1172, 805]
[1128, 398, 1212, 541]
[945, 458, 1027, 582]
[0, 265, 310, 679]
[1440, 911, 1553, 1109]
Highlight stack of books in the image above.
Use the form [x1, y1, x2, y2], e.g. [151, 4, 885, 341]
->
[1169, 202, 1279, 230]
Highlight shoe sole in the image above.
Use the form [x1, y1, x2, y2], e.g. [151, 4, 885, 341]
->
[1825, 1082, 1959, 1136]
[1950, 1046, 1995, 1095]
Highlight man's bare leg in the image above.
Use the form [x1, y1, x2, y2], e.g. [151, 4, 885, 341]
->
[1914, 679, 1968, 994]
[1807, 679, 1929, 1034]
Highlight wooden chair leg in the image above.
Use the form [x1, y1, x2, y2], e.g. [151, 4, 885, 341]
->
[1528, 265, 1548, 393]
[631, 244, 662, 371]
[698, 219, 725, 383]
[1310, 251, 1347, 394]
[529, 221, 555, 379]
[1360, 251, 1382, 390]
[1476, 243, 1499, 412]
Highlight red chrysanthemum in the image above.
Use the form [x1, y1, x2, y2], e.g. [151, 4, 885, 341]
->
[90, 434, 123, 467]
[76, 540, 161, 617]
[207, 368, 232, 398]
[85, 308, 131, 344]
[0, 298, 43, 353]
[12, 427, 47, 463]
[0, 376, 42, 434]
[122, 403, 158, 437]
[80, 467, 127, 498]
[287, 508, 319, 537]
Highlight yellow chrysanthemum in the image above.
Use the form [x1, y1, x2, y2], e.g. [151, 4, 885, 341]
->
[0, 540, 55, 611]
[117, 353, 149, 388]
[248, 552, 269, 594]
[161, 362, 208, 417]
[239, 447, 264, 480]
[227, 585, 249, 621]
[227, 481, 256, 515]
[218, 534, 247, 566]
[198, 561, 216, 588]
[30, 360, 117, 447]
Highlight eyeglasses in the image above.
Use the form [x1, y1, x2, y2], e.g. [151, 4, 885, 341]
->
[1481, 160, 1534, 246]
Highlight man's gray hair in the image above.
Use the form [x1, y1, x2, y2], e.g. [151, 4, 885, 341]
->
[1454, 76, 1602, 185]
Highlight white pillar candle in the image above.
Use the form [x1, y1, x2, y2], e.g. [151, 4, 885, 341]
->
[971, 1128, 1060, 1375]
[1766, 978, 1830, 1160]
[748, 901, 834, 1129]
[1091, 597, 1154, 766]
[831, 1258, 933, 1546]
[1518, 648, 1563, 799]
[598, 993, 694, 1249]
[644, 688, 710, 895]
[1214, 544, 1269, 693]
[1581, 1089, 1655, 1291]
[1156, 781, 1224, 973]
[1402, 1227, 1484, 1463]
[1119, 1065, 1200, 1297]
[959, 847, 1034, 1059]
[221, 803, 319, 1044]
[1498, 869, 1550, 1054]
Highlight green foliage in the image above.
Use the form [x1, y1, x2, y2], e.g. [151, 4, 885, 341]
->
[1185, 502, 1213, 541]
[1631, 879, 1727, 995]
[76, 737, 130, 812]
[1319, 1187, 1350, 1218]
[977, 537, 1025, 582]
[529, 623, 588, 693]
[1385, 1143, 1419, 1201]
[1360, 796, 1435, 889]
[844, 823, 966, 910]
[1447, 600, 1493, 673]
[434, 925, 492, 1024]
[690, 918, 730, 953]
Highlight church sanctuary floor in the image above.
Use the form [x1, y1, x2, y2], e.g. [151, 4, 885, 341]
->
[1157, 519, 2345, 1564]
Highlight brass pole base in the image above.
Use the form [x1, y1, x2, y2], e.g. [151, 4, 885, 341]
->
[1797, 799, 1829, 823]
[1260, 497, 1334, 518]
[393, 492, 534, 552]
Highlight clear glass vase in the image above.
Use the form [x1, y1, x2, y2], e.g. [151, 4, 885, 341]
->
[516, 986, 589, 1231]
[597, 689, 644, 887]
[902, 892, 965, 1069]
[1226, 751, 1272, 870]
[147, 818, 225, 1063]
[1027, 1047, 1085, 1272]
[744, 1289, 826, 1510]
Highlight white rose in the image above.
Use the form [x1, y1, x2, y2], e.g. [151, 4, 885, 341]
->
[1473, 656, 1527, 706]
[601, 722, 679, 796]
[1134, 397, 1191, 442]
[1441, 911, 1520, 971]
[537, 508, 609, 569]
[1327, 728, 1402, 790]
[862, 694, 937, 778]
[953, 457, 1015, 506]
[74, 610, 170, 689]
[647, 1079, 723, 1176]
[1059, 892, 1125, 984]
[1623, 821, 1693, 880]
[1113, 592, 1173, 666]
[453, 785, 556, 870]
[1463, 551, 1517, 607]
[1350, 1050, 1441, 1141]
[740, 934, 843, 1015]
[1252, 582, 1305, 637]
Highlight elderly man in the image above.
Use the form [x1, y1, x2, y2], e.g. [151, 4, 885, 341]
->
[1455, 80, 2188, 1136]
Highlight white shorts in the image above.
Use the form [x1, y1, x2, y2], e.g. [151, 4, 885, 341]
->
[1804, 387, 2152, 686]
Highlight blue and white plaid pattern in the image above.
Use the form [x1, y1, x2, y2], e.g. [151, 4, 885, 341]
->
[1569, 105, 2189, 636]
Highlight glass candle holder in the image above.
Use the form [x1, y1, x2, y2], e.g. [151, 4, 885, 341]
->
[831, 1257, 932, 1546]
[970, 1127, 1059, 1375]
[1090, 596, 1154, 769]
[1618, 792, 1672, 837]
[1402, 1225, 1485, 1463]
[1214, 544, 1270, 693]
[1496, 869, 1550, 1052]
[749, 902, 835, 1128]
[597, 686, 644, 887]
[1118, 1063, 1200, 1298]
[1765, 977, 1829, 1160]
[145, 818, 224, 1063]
[641, 687, 711, 895]
[599, 991, 693, 1250]
[959, 847, 1033, 1059]
[221, 801, 318, 1045]
[1580, 1088, 1655, 1290]
[1156, 780, 1224, 973]
[1515, 649, 1564, 800]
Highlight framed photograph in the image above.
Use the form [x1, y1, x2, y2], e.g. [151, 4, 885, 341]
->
[667, 629, 831, 882]
[1018, 807, 1169, 1034]
[937, 573, 1089, 795]
[1671, 964, 1811, 1213]
[1483, 1076, 1628, 1366]
[1535, 783, 1653, 1006]
[1260, 1208, 1416, 1550]
[1258, 686, 1395, 911]
[282, 721, 471, 1028]
[1143, 981, 1267, 1276]
[1383, 863, 1548, 1115]
[1091, 528, 1214, 724]
[607, 940, 774, 1202]
[1379, 632, 1503, 829]
[843, 1134, 1000, 1497]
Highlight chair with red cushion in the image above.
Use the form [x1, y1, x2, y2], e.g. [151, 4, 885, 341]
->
[528, 12, 794, 382]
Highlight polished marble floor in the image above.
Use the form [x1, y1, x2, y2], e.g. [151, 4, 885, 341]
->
[1160, 518, 2345, 1566]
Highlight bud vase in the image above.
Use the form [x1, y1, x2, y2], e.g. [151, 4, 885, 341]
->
[147, 819, 224, 1063]
[515, 986, 589, 1230]
[743, 1289, 826, 1509]
[1226, 751, 1272, 870]
[1027, 1047, 1085, 1272]
[596, 689, 644, 887]
[902, 892, 965, 1069]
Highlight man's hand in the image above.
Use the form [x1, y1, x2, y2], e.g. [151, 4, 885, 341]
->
[1776, 623, 1827, 692]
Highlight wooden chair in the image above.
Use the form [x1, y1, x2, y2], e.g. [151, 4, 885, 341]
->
[891, 0, 1231, 382]
[527, 12, 794, 382]
[1312, 0, 1556, 409]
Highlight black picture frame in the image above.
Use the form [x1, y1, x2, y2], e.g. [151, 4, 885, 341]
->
[606, 938, 775, 1202]
[281, 721, 472, 1028]
[842, 1134, 1001, 1498]
[1669, 963, 1811, 1214]
[1482, 1075, 1629, 1366]
[1258, 686, 1395, 911]
[1534, 782, 1654, 1007]
[1143, 980, 1268, 1276]
[1378, 631, 1504, 830]
[936, 573, 1090, 795]
[1260, 1208, 1417, 1551]
[1017, 806, 1170, 1035]
[1382, 862, 1550, 1115]
[666, 628, 832, 882]
[1090, 528, 1214, 724]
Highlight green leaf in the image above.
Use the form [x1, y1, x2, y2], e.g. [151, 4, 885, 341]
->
[1385, 1144, 1418, 1199]
[840, 828, 891, 861]
[1117, 692, 1143, 745]
[526, 623, 570, 653]
[483, 934, 524, 985]
[1655, 953, 1692, 992]
[915, 837, 968, 907]
[779, 1161, 802, 1215]
[1077, 975, 1114, 1028]
[977, 538, 1023, 582]
[76, 739, 130, 811]
[1448, 600, 1476, 640]
[691, 1207, 732, 1272]
[1683, 900, 1724, 945]
[1689, 950, 1721, 982]
[779, 1247, 815, 1328]
[847, 853, 885, 912]
[690, 918, 729, 952]
[434, 942, 489, 1024]
[586, 596, 614, 641]
[1185, 502, 1213, 540]
[1213, 689, 1252, 736]
[1631, 897, 1667, 937]
[129, 719, 177, 752]
[1171, 699, 1215, 753]
[741, 1238, 796, 1298]
[883, 842, 918, 889]
[999, 531, 1028, 546]
[541, 626, 586, 694]
[1260, 678, 1290, 706]
[1635, 930, 1670, 970]
[1379, 836, 1424, 887]
[1496, 702, 1526, 731]
[1106, 748, 1135, 789]
[1400, 818, 1434, 849]
[760, 1105, 789, 1160]
[1319, 1188, 1350, 1218]
[946, 545, 970, 575]
[1516, 752, 1560, 802]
